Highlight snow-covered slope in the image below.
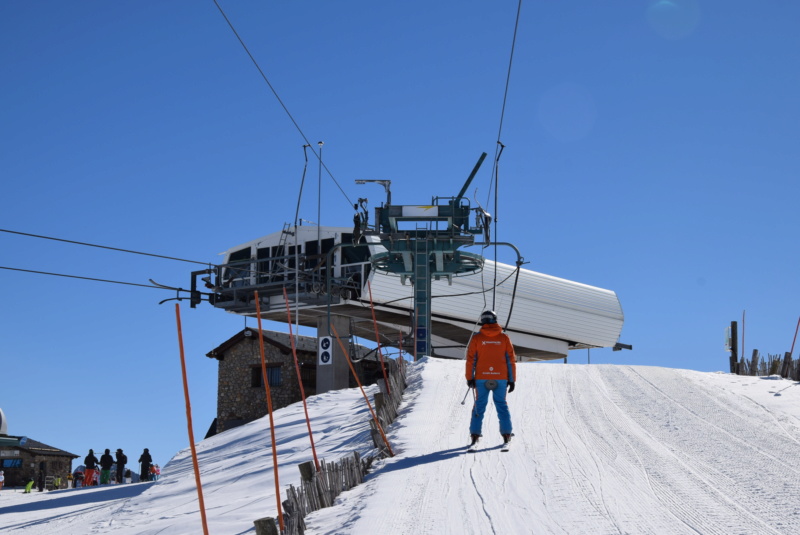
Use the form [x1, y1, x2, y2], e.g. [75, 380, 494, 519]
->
[2, 359, 800, 534]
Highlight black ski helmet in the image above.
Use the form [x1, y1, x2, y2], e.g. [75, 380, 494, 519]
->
[480, 310, 498, 325]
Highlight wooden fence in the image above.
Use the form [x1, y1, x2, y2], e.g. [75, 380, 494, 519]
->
[254, 357, 408, 535]
[734, 350, 800, 380]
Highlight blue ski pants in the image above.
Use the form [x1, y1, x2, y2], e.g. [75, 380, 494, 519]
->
[469, 379, 513, 435]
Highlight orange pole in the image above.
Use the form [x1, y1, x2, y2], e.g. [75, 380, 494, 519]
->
[366, 281, 391, 396]
[398, 330, 405, 373]
[174, 304, 210, 535]
[253, 291, 285, 533]
[282, 287, 320, 471]
[790, 316, 800, 357]
[330, 323, 394, 457]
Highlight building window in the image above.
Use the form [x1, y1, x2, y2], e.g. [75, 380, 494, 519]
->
[267, 366, 282, 387]
[2, 459, 22, 468]
[251, 365, 282, 387]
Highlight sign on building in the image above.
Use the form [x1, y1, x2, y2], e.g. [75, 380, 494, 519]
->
[318, 336, 333, 366]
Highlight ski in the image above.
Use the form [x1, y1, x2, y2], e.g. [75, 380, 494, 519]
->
[501, 433, 514, 452]
[500, 441, 511, 452]
[466, 434, 481, 452]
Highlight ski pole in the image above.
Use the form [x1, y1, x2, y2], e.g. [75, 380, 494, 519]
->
[460, 385, 471, 405]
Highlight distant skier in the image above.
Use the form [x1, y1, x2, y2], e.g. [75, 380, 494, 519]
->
[99, 449, 114, 484]
[115, 449, 127, 484]
[465, 310, 517, 446]
[138, 448, 152, 482]
[84, 449, 100, 486]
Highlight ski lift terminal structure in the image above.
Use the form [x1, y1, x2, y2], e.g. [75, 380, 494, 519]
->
[190, 156, 625, 362]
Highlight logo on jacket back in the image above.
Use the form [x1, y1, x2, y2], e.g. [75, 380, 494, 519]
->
[482, 341, 501, 345]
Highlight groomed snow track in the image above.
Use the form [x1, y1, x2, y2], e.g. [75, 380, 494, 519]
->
[3, 360, 800, 535]
[306, 359, 800, 535]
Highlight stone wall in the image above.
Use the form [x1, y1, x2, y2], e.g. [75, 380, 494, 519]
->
[216, 337, 315, 433]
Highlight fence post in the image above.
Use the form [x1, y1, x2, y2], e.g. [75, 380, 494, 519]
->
[730, 321, 738, 373]
[299, 461, 316, 483]
[750, 349, 759, 376]
[374, 392, 385, 414]
[781, 352, 792, 378]
[253, 517, 279, 535]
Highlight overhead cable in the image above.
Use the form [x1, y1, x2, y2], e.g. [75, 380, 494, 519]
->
[1, 265, 164, 290]
[488, 0, 523, 310]
[0, 228, 211, 266]
[212, 0, 353, 207]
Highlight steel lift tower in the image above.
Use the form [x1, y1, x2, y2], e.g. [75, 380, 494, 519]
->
[362, 153, 490, 358]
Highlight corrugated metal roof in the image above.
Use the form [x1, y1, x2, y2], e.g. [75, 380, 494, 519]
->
[367, 258, 623, 350]
[216, 226, 624, 360]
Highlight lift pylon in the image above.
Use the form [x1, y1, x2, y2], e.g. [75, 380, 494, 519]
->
[364, 153, 489, 358]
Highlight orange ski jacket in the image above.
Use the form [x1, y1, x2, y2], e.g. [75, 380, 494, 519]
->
[465, 323, 517, 382]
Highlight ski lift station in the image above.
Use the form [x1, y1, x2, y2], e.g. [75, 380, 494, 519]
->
[190, 163, 625, 362]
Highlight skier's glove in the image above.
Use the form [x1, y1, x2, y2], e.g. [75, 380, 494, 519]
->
[507, 382, 515, 393]
[467, 379, 476, 388]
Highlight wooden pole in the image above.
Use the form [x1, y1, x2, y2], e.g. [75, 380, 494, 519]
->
[174, 304, 210, 535]
[742, 310, 746, 370]
[330, 323, 394, 457]
[730, 321, 739, 374]
[253, 291, 285, 534]
[282, 287, 320, 472]
[781, 352, 792, 378]
[750, 348, 759, 376]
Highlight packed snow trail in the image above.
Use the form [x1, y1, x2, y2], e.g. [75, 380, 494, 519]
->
[305, 359, 800, 535]
[2, 359, 800, 534]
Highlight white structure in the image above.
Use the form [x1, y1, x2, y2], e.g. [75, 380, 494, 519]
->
[200, 225, 624, 361]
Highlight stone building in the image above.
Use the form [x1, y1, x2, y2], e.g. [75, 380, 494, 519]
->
[205, 328, 392, 435]
[206, 328, 317, 434]
[0, 408, 79, 488]
[0, 437, 78, 489]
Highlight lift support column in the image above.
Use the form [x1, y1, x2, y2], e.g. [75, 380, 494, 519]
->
[316, 315, 351, 395]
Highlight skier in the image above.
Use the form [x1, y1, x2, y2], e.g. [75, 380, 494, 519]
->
[138, 448, 152, 482]
[0, 470, 4, 491]
[84, 449, 100, 487]
[465, 310, 517, 447]
[99, 449, 114, 484]
[115, 449, 127, 484]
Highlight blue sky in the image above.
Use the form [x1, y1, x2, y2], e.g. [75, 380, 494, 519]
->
[2, 1, 799, 467]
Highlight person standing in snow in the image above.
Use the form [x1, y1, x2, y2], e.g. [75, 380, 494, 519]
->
[138, 448, 152, 482]
[465, 310, 517, 446]
[0, 470, 4, 491]
[84, 449, 100, 487]
[99, 449, 114, 484]
[115, 449, 127, 484]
